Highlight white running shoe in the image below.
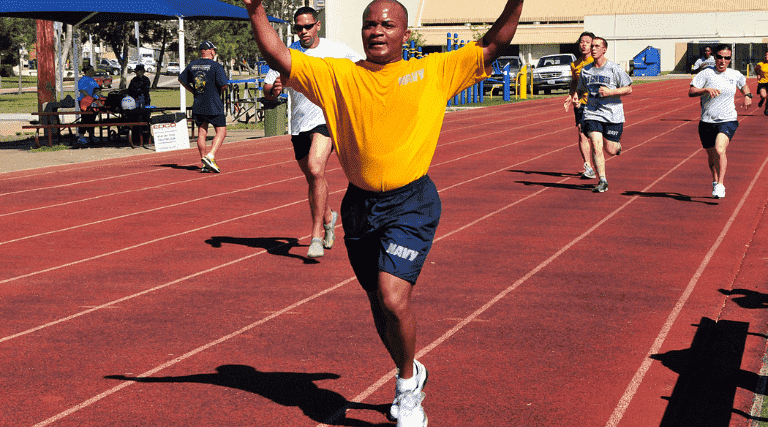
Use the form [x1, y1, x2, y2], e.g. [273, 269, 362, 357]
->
[323, 210, 337, 249]
[713, 183, 726, 199]
[307, 238, 324, 258]
[396, 390, 427, 427]
[390, 359, 428, 422]
[582, 163, 596, 179]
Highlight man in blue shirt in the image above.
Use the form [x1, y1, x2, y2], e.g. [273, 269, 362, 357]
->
[76, 66, 102, 147]
[179, 41, 228, 173]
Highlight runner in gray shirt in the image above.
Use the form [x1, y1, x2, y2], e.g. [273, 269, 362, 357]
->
[577, 36, 632, 193]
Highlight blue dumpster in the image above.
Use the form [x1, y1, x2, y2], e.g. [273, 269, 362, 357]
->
[632, 46, 660, 76]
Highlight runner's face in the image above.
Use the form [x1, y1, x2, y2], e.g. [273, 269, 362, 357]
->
[591, 40, 606, 61]
[294, 13, 320, 49]
[715, 49, 731, 72]
[764, 52, 768, 62]
[704, 48, 711, 58]
[579, 36, 592, 57]
[362, 0, 410, 65]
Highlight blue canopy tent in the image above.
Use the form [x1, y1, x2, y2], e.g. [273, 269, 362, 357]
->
[0, 0, 284, 109]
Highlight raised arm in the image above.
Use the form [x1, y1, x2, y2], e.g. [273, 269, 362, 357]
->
[477, 0, 525, 73]
[242, 0, 292, 76]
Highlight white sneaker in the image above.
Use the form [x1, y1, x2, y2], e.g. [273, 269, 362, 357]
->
[396, 390, 427, 427]
[307, 238, 324, 258]
[323, 210, 337, 249]
[713, 183, 726, 199]
[390, 359, 428, 422]
[582, 163, 596, 179]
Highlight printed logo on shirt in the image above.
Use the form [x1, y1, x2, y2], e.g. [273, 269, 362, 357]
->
[399, 69, 425, 86]
[385, 242, 420, 261]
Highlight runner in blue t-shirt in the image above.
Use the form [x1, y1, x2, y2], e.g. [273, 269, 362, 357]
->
[179, 41, 228, 173]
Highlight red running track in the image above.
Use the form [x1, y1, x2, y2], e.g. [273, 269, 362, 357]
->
[1, 79, 767, 426]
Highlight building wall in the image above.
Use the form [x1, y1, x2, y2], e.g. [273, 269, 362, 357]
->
[324, 0, 421, 59]
[586, 11, 768, 71]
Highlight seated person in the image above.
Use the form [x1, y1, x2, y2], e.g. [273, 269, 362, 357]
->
[76, 66, 102, 147]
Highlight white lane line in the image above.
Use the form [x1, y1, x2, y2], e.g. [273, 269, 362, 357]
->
[604, 153, 768, 427]
[317, 121, 697, 427]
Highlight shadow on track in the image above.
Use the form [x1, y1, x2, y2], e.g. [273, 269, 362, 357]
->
[205, 236, 319, 264]
[622, 190, 718, 205]
[650, 317, 768, 426]
[105, 364, 391, 426]
[508, 169, 581, 178]
[156, 163, 200, 171]
[719, 288, 768, 309]
[515, 180, 595, 191]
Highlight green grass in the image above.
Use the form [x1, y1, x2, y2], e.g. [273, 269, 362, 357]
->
[0, 76, 38, 89]
[29, 143, 70, 152]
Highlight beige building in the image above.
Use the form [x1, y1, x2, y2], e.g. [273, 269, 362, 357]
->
[321, 0, 768, 73]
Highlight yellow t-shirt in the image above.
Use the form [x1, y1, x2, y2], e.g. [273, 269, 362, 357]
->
[571, 56, 594, 104]
[286, 42, 488, 192]
[756, 62, 768, 84]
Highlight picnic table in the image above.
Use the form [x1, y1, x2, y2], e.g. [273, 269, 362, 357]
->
[23, 107, 178, 149]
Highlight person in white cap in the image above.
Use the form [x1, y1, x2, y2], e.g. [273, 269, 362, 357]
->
[179, 41, 228, 173]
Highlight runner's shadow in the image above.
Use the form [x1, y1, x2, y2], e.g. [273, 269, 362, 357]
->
[515, 180, 595, 191]
[650, 317, 768, 426]
[718, 288, 768, 309]
[156, 163, 200, 171]
[622, 190, 717, 205]
[105, 365, 390, 426]
[205, 236, 319, 264]
[508, 169, 580, 178]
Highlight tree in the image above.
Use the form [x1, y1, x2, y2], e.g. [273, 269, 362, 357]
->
[0, 18, 36, 77]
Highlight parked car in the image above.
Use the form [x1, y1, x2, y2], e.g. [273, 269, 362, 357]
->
[93, 71, 113, 88]
[166, 62, 181, 75]
[127, 60, 156, 73]
[487, 55, 524, 93]
[97, 58, 121, 76]
[531, 53, 576, 94]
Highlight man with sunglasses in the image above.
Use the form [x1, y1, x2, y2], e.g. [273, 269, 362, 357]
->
[263, 7, 362, 259]
[243, 0, 525, 425]
[693, 46, 715, 75]
[689, 44, 753, 199]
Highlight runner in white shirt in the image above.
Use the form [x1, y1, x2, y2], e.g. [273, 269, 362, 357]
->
[692, 46, 716, 75]
[263, 6, 362, 258]
[576, 36, 633, 193]
[689, 44, 753, 199]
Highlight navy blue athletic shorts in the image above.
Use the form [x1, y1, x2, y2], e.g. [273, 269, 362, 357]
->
[341, 175, 441, 292]
[194, 113, 226, 128]
[574, 106, 585, 130]
[583, 120, 624, 142]
[698, 121, 738, 149]
[290, 124, 329, 160]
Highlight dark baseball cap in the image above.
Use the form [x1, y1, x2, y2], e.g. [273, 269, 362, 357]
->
[199, 41, 217, 51]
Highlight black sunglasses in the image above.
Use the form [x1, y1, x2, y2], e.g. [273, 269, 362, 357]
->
[716, 54, 731, 60]
[293, 22, 317, 32]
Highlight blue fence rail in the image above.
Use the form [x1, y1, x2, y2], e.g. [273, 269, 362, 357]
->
[401, 33, 512, 106]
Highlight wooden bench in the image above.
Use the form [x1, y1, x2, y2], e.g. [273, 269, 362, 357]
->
[23, 121, 150, 148]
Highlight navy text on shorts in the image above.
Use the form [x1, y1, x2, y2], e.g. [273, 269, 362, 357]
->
[341, 175, 441, 292]
[583, 120, 624, 142]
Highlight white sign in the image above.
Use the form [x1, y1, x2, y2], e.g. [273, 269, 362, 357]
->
[151, 119, 190, 152]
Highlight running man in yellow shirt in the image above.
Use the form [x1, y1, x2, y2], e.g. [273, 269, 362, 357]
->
[755, 51, 768, 115]
[565, 31, 596, 179]
[242, 0, 525, 425]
